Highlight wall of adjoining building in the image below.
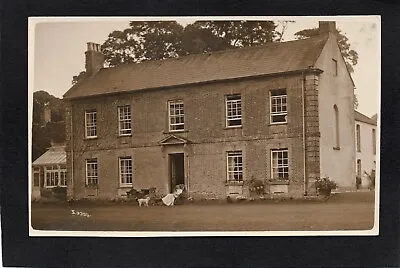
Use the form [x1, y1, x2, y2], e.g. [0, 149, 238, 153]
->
[355, 120, 377, 187]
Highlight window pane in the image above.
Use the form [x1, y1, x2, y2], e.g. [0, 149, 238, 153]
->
[227, 151, 243, 182]
[270, 90, 287, 124]
[169, 100, 184, 131]
[226, 94, 242, 127]
[119, 157, 133, 185]
[271, 149, 289, 180]
[85, 111, 97, 137]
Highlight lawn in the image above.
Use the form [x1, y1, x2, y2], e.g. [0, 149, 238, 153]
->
[31, 191, 375, 232]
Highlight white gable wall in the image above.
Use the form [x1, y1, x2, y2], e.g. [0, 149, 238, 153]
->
[315, 33, 356, 188]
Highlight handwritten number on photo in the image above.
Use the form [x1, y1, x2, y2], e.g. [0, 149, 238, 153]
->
[71, 209, 91, 217]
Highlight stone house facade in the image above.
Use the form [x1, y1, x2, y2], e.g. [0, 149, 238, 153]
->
[63, 21, 355, 200]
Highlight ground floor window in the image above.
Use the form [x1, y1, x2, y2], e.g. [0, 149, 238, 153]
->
[357, 159, 362, 177]
[271, 149, 289, 180]
[44, 165, 67, 188]
[33, 167, 40, 187]
[60, 169, 67, 186]
[86, 159, 98, 186]
[227, 151, 243, 182]
[45, 167, 59, 187]
[119, 157, 133, 186]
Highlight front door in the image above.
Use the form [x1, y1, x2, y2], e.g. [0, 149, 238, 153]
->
[169, 153, 184, 193]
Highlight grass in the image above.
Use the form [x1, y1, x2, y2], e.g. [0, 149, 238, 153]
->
[31, 191, 375, 232]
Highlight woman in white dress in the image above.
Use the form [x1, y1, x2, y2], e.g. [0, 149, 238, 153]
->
[162, 188, 183, 206]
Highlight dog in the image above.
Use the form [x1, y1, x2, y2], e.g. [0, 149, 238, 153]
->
[137, 196, 150, 207]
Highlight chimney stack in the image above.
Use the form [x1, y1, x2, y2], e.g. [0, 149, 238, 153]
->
[85, 42, 104, 76]
[319, 21, 337, 35]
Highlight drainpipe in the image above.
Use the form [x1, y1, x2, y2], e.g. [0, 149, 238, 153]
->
[70, 105, 74, 199]
[302, 72, 307, 196]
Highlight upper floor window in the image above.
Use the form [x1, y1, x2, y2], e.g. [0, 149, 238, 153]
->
[271, 149, 289, 180]
[334, 105, 340, 149]
[270, 89, 287, 124]
[86, 159, 98, 187]
[225, 94, 242, 127]
[356, 124, 361, 152]
[118, 105, 132, 136]
[332, 59, 338, 76]
[85, 110, 97, 138]
[372, 129, 376, 155]
[168, 100, 184, 132]
[119, 157, 133, 186]
[226, 151, 243, 182]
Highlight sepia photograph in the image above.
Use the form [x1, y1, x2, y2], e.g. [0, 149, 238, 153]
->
[28, 16, 380, 236]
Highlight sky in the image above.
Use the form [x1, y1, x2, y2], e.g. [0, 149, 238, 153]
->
[30, 16, 380, 117]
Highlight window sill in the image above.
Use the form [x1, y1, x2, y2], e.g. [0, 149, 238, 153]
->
[333, 147, 341, 151]
[163, 130, 188, 134]
[119, 185, 133, 188]
[118, 134, 132, 138]
[85, 185, 99, 188]
[224, 126, 242, 130]
[267, 180, 289, 185]
[268, 122, 288, 126]
[225, 181, 244, 186]
[44, 185, 67, 188]
[85, 137, 98, 140]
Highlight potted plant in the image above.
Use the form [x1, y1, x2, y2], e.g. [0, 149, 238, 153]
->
[355, 176, 362, 190]
[364, 170, 375, 190]
[314, 177, 337, 196]
[245, 176, 265, 197]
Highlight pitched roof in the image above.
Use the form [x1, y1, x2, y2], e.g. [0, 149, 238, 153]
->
[355, 110, 377, 126]
[32, 145, 66, 166]
[64, 35, 329, 99]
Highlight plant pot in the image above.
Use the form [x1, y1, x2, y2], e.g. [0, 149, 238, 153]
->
[318, 188, 332, 196]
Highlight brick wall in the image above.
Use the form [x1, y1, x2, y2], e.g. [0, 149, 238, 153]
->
[304, 73, 321, 195]
[66, 73, 310, 199]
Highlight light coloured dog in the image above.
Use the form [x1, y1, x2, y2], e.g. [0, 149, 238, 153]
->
[137, 196, 150, 207]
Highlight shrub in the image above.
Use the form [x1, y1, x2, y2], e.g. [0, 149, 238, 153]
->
[40, 188, 53, 198]
[355, 176, 362, 189]
[364, 170, 375, 190]
[314, 177, 337, 196]
[245, 176, 265, 196]
[52, 186, 67, 201]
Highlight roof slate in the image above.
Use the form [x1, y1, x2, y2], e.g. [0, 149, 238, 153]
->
[64, 35, 329, 99]
[32, 145, 66, 166]
[355, 110, 377, 126]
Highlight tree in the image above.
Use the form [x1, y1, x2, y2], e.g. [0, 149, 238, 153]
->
[72, 71, 87, 85]
[32, 91, 66, 161]
[102, 21, 185, 67]
[275, 20, 295, 42]
[71, 20, 278, 82]
[187, 21, 277, 48]
[294, 28, 359, 73]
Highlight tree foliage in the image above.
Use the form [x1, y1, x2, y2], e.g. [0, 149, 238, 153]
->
[294, 28, 359, 73]
[98, 20, 278, 67]
[32, 91, 66, 161]
[72, 20, 278, 84]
